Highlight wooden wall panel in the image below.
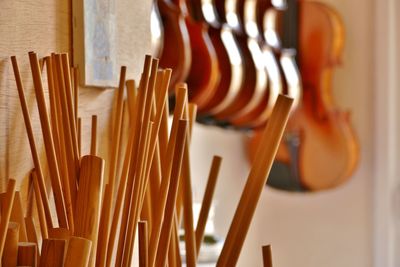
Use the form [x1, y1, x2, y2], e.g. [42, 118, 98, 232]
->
[0, 0, 152, 204]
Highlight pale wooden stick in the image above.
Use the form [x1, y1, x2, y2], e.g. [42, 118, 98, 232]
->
[39, 239, 66, 267]
[148, 87, 186, 267]
[28, 52, 68, 229]
[54, 54, 77, 229]
[90, 115, 98, 156]
[8, 192, 28, 242]
[61, 53, 80, 169]
[2, 222, 19, 267]
[11, 56, 53, 229]
[17, 242, 37, 267]
[126, 80, 137, 123]
[0, 179, 17, 258]
[108, 66, 127, 195]
[75, 155, 104, 267]
[154, 120, 188, 267]
[196, 155, 222, 254]
[47, 228, 70, 240]
[217, 95, 293, 267]
[123, 122, 154, 267]
[138, 221, 149, 267]
[32, 170, 48, 239]
[262, 245, 273, 267]
[115, 56, 153, 267]
[64, 237, 92, 267]
[95, 184, 112, 267]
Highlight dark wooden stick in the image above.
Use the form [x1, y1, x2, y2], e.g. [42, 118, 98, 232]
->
[90, 115, 98, 156]
[39, 239, 66, 267]
[262, 245, 273, 267]
[17, 242, 37, 267]
[138, 221, 149, 267]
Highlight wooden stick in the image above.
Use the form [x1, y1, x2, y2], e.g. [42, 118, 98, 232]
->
[108, 66, 127, 194]
[64, 237, 92, 267]
[32, 171, 48, 239]
[28, 52, 68, 229]
[90, 115, 98, 156]
[216, 95, 293, 267]
[75, 155, 104, 267]
[0, 179, 17, 258]
[8, 192, 28, 242]
[24, 217, 38, 246]
[61, 53, 80, 169]
[195, 155, 222, 254]
[54, 54, 77, 229]
[115, 56, 152, 267]
[262, 245, 273, 267]
[47, 228, 70, 240]
[39, 239, 66, 267]
[138, 221, 149, 267]
[95, 184, 112, 267]
[126, 79, 137, 125]
[154, 120, 188, 267]
[17, 242, 37, 267]
[11, 56, 53, 229]
[148, 87, 186, 267]
[2, 222, 19, 267]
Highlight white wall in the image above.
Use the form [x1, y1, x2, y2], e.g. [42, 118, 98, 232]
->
[190, 0, 374, 266]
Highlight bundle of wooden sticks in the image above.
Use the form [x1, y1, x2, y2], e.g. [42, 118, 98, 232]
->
[0, 52, 292, 266]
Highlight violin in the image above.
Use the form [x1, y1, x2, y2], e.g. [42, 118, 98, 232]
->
[211, 0, 269, 123]
[248, 0, 359, 191]
[175, 0, 220, 110]
[195, 0, 244, 116]
[157, 0, 192, 92]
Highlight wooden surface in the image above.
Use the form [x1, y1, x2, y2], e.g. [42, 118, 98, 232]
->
[0, 0, 152, 201]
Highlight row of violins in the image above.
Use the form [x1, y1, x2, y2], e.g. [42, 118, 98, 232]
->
[151, 0, 360, 191]
[151, 0, 299, 129]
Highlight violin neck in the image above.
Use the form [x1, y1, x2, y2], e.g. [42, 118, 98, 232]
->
[281, 0, 299, 63]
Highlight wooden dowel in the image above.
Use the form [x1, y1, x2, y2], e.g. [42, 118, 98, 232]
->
[216, 95, 293, 267]
[53, 54, 77, 230]
[138, 221, 149, 267]
[2, 222, 19, 267]
[48, 228, 70, 240]
[17, 242, 37, 267]
[154, 120, 188, 267]
[95, 184, 112, 267]
[126, 80, 137, 124]
[195, 155, 222, 254]
[108, 66, 127, 194]
[24, 217, 38, 246]
[115, 56, 152, 267]
[75, 155, 104, 267]
[262, 245, 273, 267]
[90, 115, 98, 156]
[39, 239, 66, 267]
[61, 53, 80, 169]
[148, 87, 186, 267]
[123, 122, 154, 267]
[28, 52, 68, 229]
[32, 171, 48, 239]
[11, 56, 53, 229]
[8, 192, 28, 242]
[64, 236, 92, 267]
[0, 179, 17, 258]
[140, 185, 153, 234]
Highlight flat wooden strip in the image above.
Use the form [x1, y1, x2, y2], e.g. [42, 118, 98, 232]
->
[17, 242, 37, 267]
[39, 239, 66, 267]
[138, 221, 148, 267]
[262, 245, 273, 267]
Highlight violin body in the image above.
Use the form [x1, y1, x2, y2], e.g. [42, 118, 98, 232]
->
[286, 0, 359, 189]
[157, 0, 192, 92]
[181, 0, 220, 110]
